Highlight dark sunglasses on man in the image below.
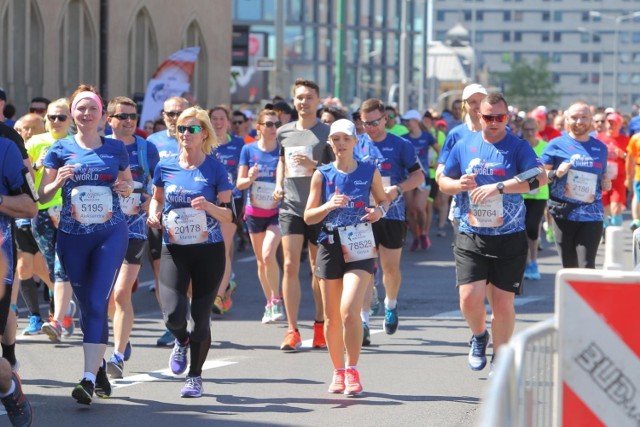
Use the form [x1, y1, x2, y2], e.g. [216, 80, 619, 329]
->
[110, 113, 138, 121]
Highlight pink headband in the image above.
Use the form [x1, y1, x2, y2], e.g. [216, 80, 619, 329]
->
[71, 91, 103, 116]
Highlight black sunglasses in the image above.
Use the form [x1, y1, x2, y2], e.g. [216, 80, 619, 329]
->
[232, 120, 245, 125]
[260, 121, 281, 129]
[363, 117, 383, 127]
[29, 107, 46, 114]
[177, 125, 202, 134]
[481, 114, 508, 123]
[110, 113, 138, 121]
[163, 110, 183, 118]
[47, 114, 68, 122]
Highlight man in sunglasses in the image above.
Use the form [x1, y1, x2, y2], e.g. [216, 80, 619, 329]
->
[384, 106, 408, 137]
[274, 78, 333, 352]
[439, 92, 547, 373]
[146, 95, 190, 346]
[28, 97, 50, 118]
[231, 110, 255, 144]
[356, 98, 424, 337]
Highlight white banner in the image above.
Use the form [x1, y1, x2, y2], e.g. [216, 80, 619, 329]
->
[140, 47, 200, 127]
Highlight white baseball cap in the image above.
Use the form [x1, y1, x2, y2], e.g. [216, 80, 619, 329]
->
[329, 119, 356, 137]
[462, 83, 488, 100]
[402, 109, 422, 121]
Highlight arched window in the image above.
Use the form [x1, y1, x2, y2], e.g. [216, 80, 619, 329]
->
[183, 20, 208, 107]
[127, 7, 158, 97]
[0, 0, 44, 113]
[59, 0, 97, 96]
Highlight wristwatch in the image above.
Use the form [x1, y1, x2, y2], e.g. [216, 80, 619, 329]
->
[496, 182, 505, 194]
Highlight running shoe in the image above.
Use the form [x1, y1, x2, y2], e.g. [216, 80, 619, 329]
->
[62, 300, 76, 337]
[362, 323, 371, 347]
[212, 295, 225, 315]
[95, 362, 112, 398]
[328, 369, 345, 394]
[544, 223, 555, 244]
[468, 331, 490, 371]
[261, 304, 272, 324]
[270, 299, 286, 322]
[1, 372, 32, 426]
[280, 329, 301, 352]
[156, 329, 174, 347]
[523, 262, 532, 280]
[107, 354, 124, 379]
[369, 285, 380, 316]
[312, 322, 326, 348]
[410, 238, 419, 252]
[170, 339, 189, 375]
[22, 315, 43, 336]
[222, 295, 233, 313]
[180, 375, 203, 398]
[124, 341, 132, 361]
[383, 307, 399, 335]
[72, 378, 94, 405]
[344, 367, 363, 396]
[41, 319, 62, 342]
[420, 235, 431, 250]
[528, 262, 541, 280]
[437, 227, 447, 237]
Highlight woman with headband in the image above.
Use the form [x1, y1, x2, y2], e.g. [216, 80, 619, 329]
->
[38, 84, 134, 405]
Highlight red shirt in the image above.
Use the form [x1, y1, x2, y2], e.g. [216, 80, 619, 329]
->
[538, 125, 561, 142]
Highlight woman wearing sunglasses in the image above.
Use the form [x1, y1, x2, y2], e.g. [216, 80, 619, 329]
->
[27, 99, 76, 344]
[209, 106, 245, 315]
[236, 109, 284, 324]
[147, 106, 233, 398]
[39, 84, 134, 404]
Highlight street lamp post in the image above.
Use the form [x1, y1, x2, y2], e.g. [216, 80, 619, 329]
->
[577, 27, 604, 107]
[589, 10, 640, 109]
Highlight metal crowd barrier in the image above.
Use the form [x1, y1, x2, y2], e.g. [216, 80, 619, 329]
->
[477, 317, 558, 427]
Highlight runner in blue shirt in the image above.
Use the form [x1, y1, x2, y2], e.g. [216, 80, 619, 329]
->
[305, 119, 389, 396]
[439, 92, 547, 373]
[147, 106, 233, 398]
[540, 101, 610, 268]
[39, 85, 134, 405]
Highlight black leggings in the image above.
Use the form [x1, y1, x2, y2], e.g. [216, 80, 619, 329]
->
[552, 218, 602, 268]
[524, 199, 547, 241]
[159, 242, 225, 376]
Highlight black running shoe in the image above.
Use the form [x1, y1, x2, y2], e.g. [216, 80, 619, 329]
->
[95, 363, 112, 398]
[72, 378, 94, 405]
[1, 372, 33, 426]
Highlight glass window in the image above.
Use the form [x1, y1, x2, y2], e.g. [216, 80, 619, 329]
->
[514, 32, 522, 42]
[633, 32, 640, 43]
[632, 74, 640, 85]
[514, 11, 523, 21]
[593, 52, 601, 63]
[236, 0, 262, 20]
[581, 11, 590, 22]
[580, 53, 589, 63]
[464, 11, 472, 21]
[542, 12, 550, 21]
[552, 52, 561, 63]
[580, 73, 588, 84]
[504, 11, 511, 21]
[553, 11, 562, 22]
[503, 32, 511, 42]
[592, 73, 600, 85]
[436, 11, 445, 22]
[514, 52, 522, 61]
[542, 32, 550, 42]
[553, 32, 562, 42]
[476, 11, 483, 21]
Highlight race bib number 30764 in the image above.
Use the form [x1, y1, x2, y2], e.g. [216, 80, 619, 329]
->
[468, 193, 503, 228]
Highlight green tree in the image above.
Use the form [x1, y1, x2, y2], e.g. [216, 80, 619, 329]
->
[492, 57, 560, 112]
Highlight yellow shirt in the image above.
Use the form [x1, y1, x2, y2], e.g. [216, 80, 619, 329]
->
[627, 133, 640, 181]
[25, 132, 66, 210]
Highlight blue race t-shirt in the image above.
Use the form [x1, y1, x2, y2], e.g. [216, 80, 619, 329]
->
[406, 131, 437, 176]
[540, 134, 608, 221]
[153, 155, 233, 245]
[107, 135, 160, 240]
[317, 161, 376, 243]
[0, 137, 29, 284]
[239, 141, 280, 217]
[443, 132, 540, 235]
[439, 123, 476, 165]
[353, 133, 418, 221]
[148, 130, 179, 160]
[43, 136, 130, 235]
[213, 135, 245, 200]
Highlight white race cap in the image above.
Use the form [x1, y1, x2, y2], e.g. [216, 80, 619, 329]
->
[462, 83, 488, 100]
[329, 119, 356, 137]
[536, 105, 548, 114]
[604, 107, 615, 115]
[402, 109, 422, 121]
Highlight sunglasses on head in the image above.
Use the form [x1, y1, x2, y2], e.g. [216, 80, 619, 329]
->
[177, 125, 202, 134]
[481, 114, 508, 123]
[47, 114, 68, 122]
[363, 117, 383, 127]
[260, 121, 281, 129]
[110, 113, 138, 121]
[163, 110, 183, 118]
[30, 107, 46, 114]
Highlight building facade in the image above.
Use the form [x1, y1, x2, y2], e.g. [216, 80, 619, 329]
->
[0, 0, 232, 116]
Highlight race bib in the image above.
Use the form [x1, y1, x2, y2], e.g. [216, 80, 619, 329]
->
[565, 170, 597, 203]
[118, 181, 143, 216]
[71, 186, 113, 224]
[285, 145, 314, 177]
[468, 194, 504, 228]
[338, 223, 377, 263]
[250, 181, 278, 209]
[48, 205, 62, 228]
[165, 207, 208, 245]
[607, 161, 618, 180]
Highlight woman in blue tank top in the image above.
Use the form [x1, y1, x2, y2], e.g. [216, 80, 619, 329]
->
[39, 84, 134, 405]
[304, 119, 389, 396]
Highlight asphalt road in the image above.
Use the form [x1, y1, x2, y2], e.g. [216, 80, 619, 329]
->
[4, 218, 635, 426]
